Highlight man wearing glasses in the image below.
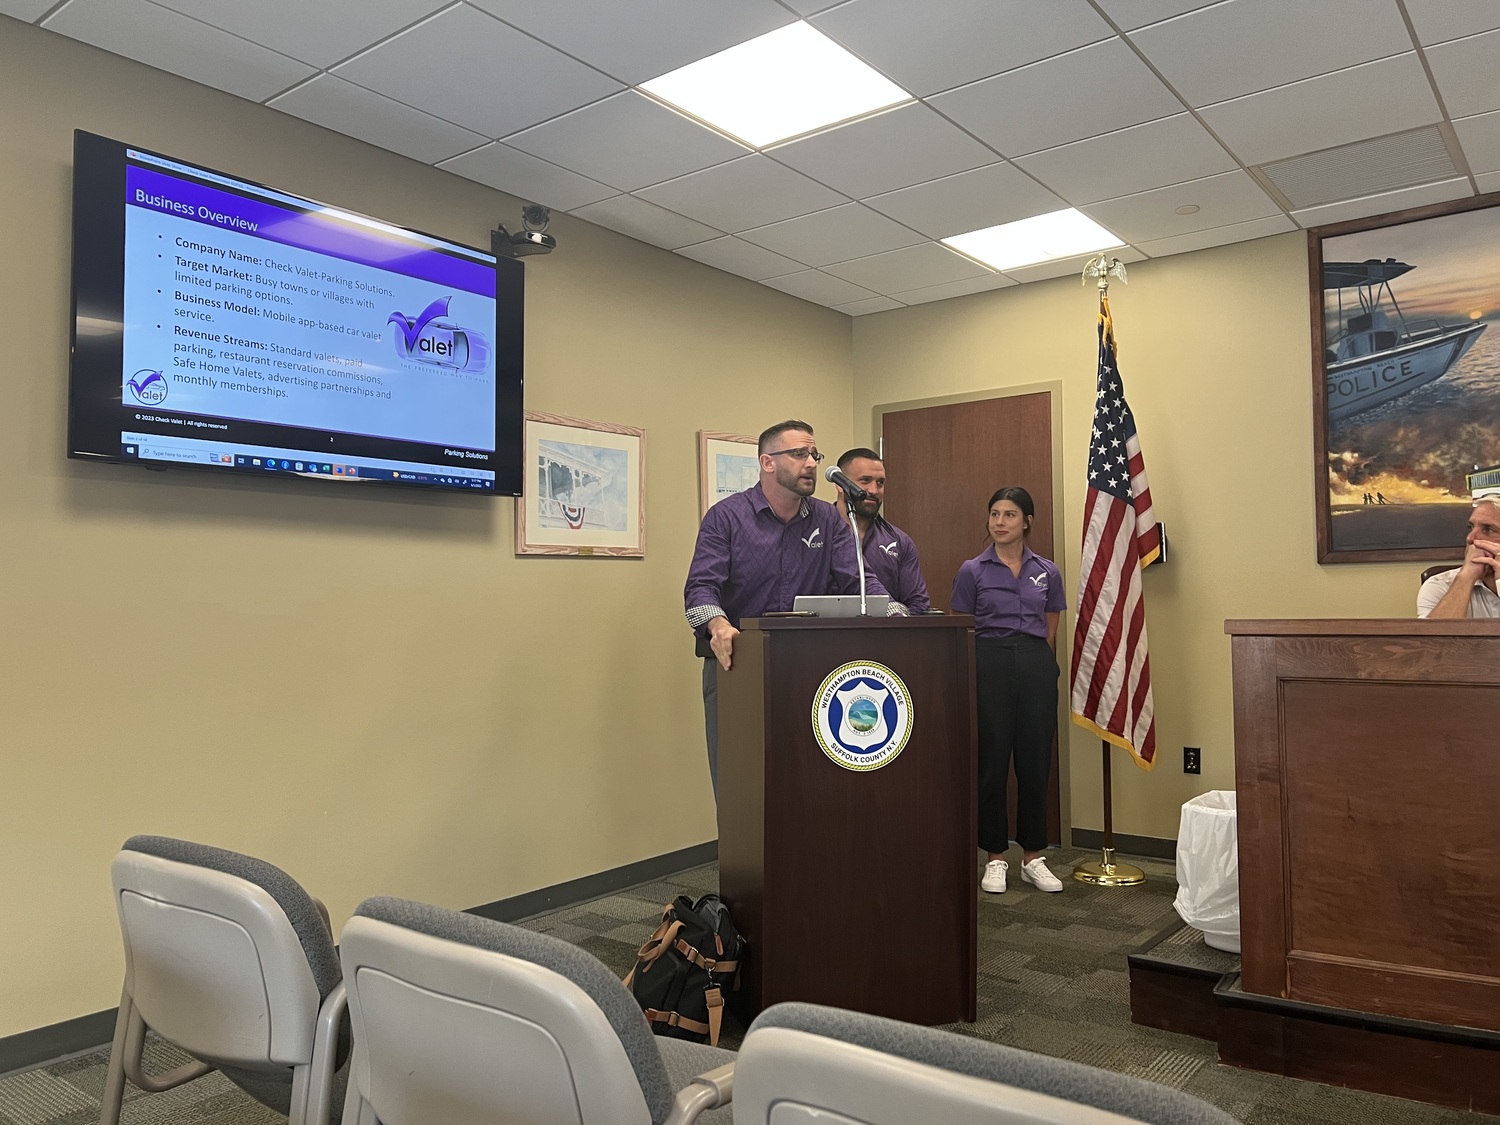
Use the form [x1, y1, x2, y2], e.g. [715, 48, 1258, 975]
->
[685, 419, 896, 799]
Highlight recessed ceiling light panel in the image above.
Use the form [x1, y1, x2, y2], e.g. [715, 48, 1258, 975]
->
[942, 209, 1125, 273]
[640, 22, 911, 148]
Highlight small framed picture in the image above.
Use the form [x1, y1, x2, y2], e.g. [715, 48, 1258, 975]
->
[698, 430, 759, 517]
[518, 411, 645, 557]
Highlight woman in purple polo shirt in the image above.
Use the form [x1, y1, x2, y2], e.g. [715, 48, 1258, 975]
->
[951, 487, 1066, 896]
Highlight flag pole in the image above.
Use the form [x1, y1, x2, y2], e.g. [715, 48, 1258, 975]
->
[1071, 253, 1146, 889]
[1072, 740, 1145, 886]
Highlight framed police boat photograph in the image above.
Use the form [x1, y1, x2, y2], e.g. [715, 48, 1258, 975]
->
[1310, 191, 1500, 563]
[517, 411, 646, 557]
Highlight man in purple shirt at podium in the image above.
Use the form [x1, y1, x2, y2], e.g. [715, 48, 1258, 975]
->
[830, 447, 931, 616]
[684, 420, 894, 798]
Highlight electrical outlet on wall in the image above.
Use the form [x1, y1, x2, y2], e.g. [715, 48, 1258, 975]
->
[1184, 747, 1202, 774]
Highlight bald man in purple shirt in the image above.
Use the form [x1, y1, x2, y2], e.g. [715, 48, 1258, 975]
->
[685, 420, 894, 798]
[830, 447, 932, 616]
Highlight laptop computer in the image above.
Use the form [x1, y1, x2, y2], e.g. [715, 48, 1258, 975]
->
[792, 594, 890, 617]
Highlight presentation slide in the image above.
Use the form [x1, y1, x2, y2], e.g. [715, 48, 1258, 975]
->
[120, 159, 498, 453]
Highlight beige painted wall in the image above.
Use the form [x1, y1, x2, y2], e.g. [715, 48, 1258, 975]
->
[0, 18, 854, 1036]
[851, 235, 1425, 842]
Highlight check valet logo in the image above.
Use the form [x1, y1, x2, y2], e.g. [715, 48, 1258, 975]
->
[812, 661, 913, 772]
[126, 369, 167, 405]
[388, 296, 489, 372]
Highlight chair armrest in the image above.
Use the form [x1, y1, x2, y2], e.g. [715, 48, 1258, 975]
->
[663, 1063, 734, 1125]
[306, 981, 347, 1125]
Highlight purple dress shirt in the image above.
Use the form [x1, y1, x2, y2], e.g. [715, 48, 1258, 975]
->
[862, 518, 931, 614]
[684, 484, 889, 647]
[950, 545, 1065, 639]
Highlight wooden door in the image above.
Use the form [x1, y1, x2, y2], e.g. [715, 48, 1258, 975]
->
[881, 392, 1061, 845]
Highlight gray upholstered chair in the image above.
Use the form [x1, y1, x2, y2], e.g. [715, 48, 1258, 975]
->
[338, 896, 735, 1125]
[735, 1003, 1237, 1125]
[100, 835, 346, 1125]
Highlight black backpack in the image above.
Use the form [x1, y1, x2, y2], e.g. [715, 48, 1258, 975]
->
[624, 894, 743, 1047]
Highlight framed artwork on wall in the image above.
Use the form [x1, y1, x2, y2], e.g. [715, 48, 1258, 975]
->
[697, 430, 758, 517]
[517, 411, 646, 557]
[1310, 192, 1500, 563]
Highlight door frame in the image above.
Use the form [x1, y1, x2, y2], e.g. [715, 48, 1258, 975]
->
[870, 379, 1072, 848]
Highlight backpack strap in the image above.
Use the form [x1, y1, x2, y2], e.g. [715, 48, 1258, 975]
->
[641, 1009, 711, 1037]
[671, 937, 738, 977]
[706, 987, 724, 1047]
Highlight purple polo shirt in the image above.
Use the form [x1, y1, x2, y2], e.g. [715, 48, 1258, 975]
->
[950, 545, 1065, 639]
[862, 518, 931, 614]
[684, 484, 888, 643]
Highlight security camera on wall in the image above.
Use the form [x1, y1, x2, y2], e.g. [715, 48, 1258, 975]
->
[494, 204, 556, 258]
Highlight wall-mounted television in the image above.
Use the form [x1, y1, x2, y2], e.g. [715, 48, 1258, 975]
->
[69, 130, 523, 495]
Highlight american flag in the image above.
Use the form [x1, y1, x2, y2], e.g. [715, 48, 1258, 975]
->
[1069, 294, 1161, 769]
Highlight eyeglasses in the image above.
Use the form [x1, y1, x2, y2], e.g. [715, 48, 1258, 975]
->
[765, 447, 824, 463]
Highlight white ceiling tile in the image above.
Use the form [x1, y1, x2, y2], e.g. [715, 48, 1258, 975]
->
[1081, 170, 1282, 244]
[835, 296, 905, 314]
[1476, 170, 1500, 193]
[471, 0, 794, 85]
[1001, 245, 1145, 285]
[269, 75, 486, 164]
[740, 203, 924, 267]
[1128, 0, 1415, 107]
[862, 163, 1067, 239]
[333, 5, 622, 138]
[887, 273, 1017, 305]
[1090, 0, 1221, 31]
[780, 0, 845, 13]
[761, 270, 880, 307]
[675, 236, 810, 281]
[505, 92, 747, 192]
[0, 0, 58, 19]
[929, 38, 1184, 158]
[825, 242, 991, 291]
[146, 0, 447, 68]
[1290, 177, 1474, 227]
[569, 194, 723, 249]
[1199, 54, 1441, 167]
[636, 155, 847, 232]
[1133, 213, 1296, 257]
[42, 0, 313, 101]
[768, 103, 995, 198]
[1456, 110, 1500, 174]
[438, 143, 617, 211]
[1015, 114, 1236, 205]
[1404, 0, 1500, 46]
[810, 0, 1113, 97]
[1426, 28, 1500, 118]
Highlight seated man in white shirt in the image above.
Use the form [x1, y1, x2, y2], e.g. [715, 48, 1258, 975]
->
[1418, 496, 1500, 618]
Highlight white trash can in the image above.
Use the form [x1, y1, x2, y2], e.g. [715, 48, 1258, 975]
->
[1173, 791, 1240, 953]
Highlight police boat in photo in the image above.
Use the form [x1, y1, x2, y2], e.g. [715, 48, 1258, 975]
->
[1323, 258, 1487, 423]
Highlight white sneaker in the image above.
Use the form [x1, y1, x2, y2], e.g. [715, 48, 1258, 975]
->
[980, 859, 1008, 893]
[1021, 856, 1064, 892]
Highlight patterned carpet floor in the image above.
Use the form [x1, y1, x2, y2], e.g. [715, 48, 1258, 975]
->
[3, 846, 1491, 1125]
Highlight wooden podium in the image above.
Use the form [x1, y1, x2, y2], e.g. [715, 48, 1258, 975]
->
[717, 615, 977, 1026]
[1226, 619, 1500, 1031]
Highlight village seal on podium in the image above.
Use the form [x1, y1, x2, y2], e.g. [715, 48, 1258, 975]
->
[811, 660, 913, 772]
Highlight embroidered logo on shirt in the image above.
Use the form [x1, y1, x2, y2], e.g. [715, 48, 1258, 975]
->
[880, 542, 899, 556]
[801, 528, 823, 549]
[1029, 574, 1049, 588]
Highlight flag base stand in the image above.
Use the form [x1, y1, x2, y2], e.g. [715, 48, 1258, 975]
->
[1072, 847, 1145, 886]
[1071, 740, 1145, 889]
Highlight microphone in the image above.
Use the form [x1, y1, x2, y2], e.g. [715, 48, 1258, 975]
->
[824, 465, 868, 502]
